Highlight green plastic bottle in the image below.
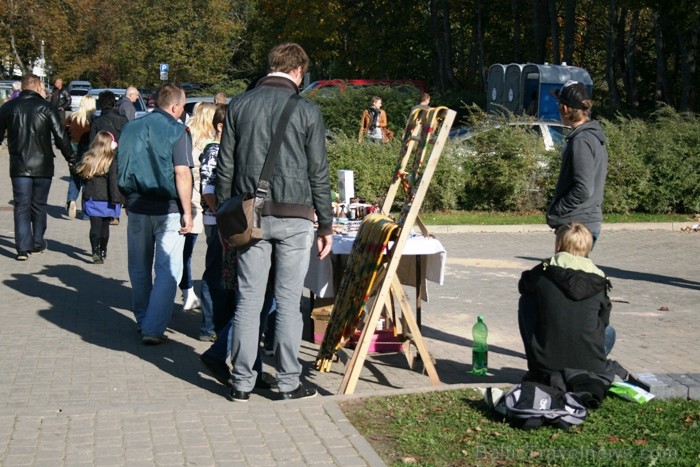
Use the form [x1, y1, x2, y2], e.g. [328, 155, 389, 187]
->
[471, 315, 488, 375]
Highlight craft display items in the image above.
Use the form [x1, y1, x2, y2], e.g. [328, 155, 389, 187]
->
[316, 213, 398, 372]
[314, 106, 456, 394]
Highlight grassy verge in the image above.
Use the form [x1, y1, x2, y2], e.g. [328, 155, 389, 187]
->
[422, 211, 697, 225]
[341, 389, 700, 466]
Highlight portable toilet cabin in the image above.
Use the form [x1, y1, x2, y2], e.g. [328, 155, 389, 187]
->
[486, 64, 508, 114]
[521, 63, 593, 121]
[504, 63, 526, 114]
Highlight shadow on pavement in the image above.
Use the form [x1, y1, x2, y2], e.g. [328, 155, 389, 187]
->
[518, 255, 700, 291]
[421, 325, 527, 361]
[4, 263, 223, 394]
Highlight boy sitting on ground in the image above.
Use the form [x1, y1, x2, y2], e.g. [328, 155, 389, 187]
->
[518, 222, 616, 407]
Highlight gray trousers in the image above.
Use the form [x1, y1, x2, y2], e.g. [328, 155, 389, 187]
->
[231, 216, 313, 393]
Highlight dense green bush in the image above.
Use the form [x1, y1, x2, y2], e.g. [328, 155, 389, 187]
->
[326, 134, 400, 206]
[320, 94, 699, 216]
[638, 108, 700, 213]
[601, 107, 699, 214]
[600, 116, 652, 213]
[309, 86, 421, 139]
[325, 132, 463, 213]
[440, 109, 557, 212]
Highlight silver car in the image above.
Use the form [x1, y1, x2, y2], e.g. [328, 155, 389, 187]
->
[88, 88, 149, 118]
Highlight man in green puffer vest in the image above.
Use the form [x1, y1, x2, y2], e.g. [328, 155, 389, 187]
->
[118, 83, 194, 345]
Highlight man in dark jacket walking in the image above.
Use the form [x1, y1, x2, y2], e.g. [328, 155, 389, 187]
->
[90, 90, 129, 142]
[0, 73, 76, 260]
[216, 42, 333, 402]
[49, 78, 71, 122]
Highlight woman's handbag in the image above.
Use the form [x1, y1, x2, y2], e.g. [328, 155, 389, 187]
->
[217, 94, 300, 248]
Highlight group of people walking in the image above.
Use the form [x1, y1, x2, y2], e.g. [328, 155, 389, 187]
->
[2, 42, 333, 402]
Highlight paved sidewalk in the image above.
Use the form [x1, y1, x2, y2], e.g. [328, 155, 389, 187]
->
[1, 148, 698, 465]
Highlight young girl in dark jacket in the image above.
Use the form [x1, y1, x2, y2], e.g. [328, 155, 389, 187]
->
[76, 132, 122, 264]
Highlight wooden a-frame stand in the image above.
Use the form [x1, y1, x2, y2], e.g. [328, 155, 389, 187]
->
[338, 107, 456, 394]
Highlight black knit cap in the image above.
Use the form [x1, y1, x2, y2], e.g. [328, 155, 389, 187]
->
[551, 81, 590, 110]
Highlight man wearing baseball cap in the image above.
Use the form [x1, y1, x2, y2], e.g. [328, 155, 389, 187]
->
[546, 81, 609, 245]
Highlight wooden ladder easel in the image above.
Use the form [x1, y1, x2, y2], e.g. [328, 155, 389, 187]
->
[338, 106, 456, 394]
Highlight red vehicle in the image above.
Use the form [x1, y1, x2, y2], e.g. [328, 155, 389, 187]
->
[301, 79, 427, 97]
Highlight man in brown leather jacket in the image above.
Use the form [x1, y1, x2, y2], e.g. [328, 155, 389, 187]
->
[0, 73, 76, 260]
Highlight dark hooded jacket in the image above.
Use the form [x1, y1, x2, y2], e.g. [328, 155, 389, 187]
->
[518, 252, 615, 407]
[546, 120, 608, 234]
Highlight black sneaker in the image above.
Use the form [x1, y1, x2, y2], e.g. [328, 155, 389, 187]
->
[32, 240, 48, 254]
[227, 389, 250, 402]
[280, 384, 317, 400]
[142, 335, 169, 345]
[255, 375, 272, 390]
[200, 353, 232, 387]
[16, 251, 29, 261]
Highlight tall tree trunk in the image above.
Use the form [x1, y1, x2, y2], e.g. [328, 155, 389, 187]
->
[615, 7, 627, 84]
[8, 33, 27, 75]
[653, 10, 672, 106]
[466, 10, 480, 85]
[605, 0, 621, 107]
[428, 0, 461, 90]
[624, 9, 640, 109]
[678, 25, 697, 112]
[512, 0, 522, 62]
[532, 0, 548, 63]
[440, 0, 461, 88]
[428, 0, 447, 90]
[548, 0, 560, 63]
[563, 0, 577, 64]
[476, 0, 486, 91]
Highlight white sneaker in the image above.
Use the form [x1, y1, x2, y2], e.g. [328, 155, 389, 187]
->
[67, 201, 77, 219]
[182, 288, 201, 310]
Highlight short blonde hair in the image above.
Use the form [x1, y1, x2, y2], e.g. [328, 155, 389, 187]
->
[555, 222, 593, 257]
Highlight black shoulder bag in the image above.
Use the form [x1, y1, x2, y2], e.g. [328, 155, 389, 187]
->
[217, 94, 301, 249]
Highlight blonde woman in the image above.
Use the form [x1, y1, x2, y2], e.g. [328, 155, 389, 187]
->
[64, 95, 96, 218]
[179, 102, 217, 324]
[75, 131, 121, 264]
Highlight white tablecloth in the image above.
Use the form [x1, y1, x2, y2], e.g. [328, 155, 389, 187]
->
[304, 233, 446, 299]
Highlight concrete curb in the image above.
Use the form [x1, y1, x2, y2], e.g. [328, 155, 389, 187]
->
[425, 222, 697, 234]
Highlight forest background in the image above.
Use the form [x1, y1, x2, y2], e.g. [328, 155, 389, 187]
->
[2, 0, 697, 115]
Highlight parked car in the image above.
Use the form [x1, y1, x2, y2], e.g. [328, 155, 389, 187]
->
[183, 96, 231, 118]
[69, 88, 91, 111]
[301, 79, 427, 98]
[88, 88, 149, 118]
[139, 88, 156, 109]
[449, 120, 568, 151]
[68, 80, 91, 92]
[0, 80, 14, 103]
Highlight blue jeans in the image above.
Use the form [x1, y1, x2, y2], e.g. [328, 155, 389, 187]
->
[127, 212, 185, 336]
[231, 216, 313, 393]
[12, 177, 52, 253]
[66, 173, 82, 203]
[199, 226, 222, 337]
[203, 288, 276, 374]
[179, 233, 198, 290]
